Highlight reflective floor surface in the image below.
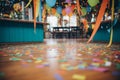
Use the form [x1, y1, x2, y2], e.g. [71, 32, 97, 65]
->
[0, 39, 120, 80]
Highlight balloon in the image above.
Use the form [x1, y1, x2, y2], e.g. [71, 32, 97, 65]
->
[55, 12, 60, 17]
[51, 8, 56, 15]
[65, 7, 71, 14]
[71, 4, 75, 11]
[62, 9, 66, 16]
[65, 0, 71, 3]
[86, 6, 91, 12]
[88, 0, 99, 7]
[81, 7, 87, 16]
[46, 0, 56, 7]
[57, 6, 62, 14]
[68, 12, 73, 17]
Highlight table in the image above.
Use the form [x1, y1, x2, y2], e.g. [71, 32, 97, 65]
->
[51, 27, 83, 38]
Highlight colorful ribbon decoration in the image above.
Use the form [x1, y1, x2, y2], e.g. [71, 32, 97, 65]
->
[25, 0, 32, 8]
[33, 0, 40, 33]
[33, 0, 36, 33]
[107, 0, 114, 47]
[87, 0, 109, 43]
[76, 0, 81, 15]
[36, 0, 40, 18]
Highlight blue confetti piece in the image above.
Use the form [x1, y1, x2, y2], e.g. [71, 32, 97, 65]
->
[67, 66, 73, 71]
[54, 73, 64, 80]
[78, 64, 86, 70]
[87, 65, 96, 70]
[0, 72, 5, 77]
[112, 71, 120, 76]
[43, 63, 49, 67]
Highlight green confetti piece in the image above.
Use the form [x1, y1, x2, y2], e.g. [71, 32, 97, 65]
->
[27, 60, 33, 63]
[67, 66, 74, 71]
[0, 72, 5, 77]
[15, 53, 23, 57]
[58, 59, 67, 62]
[36, 57, 43, 61]
[10, 57, 21, 61]
[116, 63, 120, 69]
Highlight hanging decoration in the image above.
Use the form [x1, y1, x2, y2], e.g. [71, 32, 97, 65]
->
[62, 9, 66, 16]
[25, 0, 32, 8]
[88, 0, 99, 7]
[86, 5, 91, 13]
[33, 0, 40, 33]
[65, 0, 71, 3]
[33, 0, 37, 33]
[36, 0, 40, 17]
[68, 11, 73, 17]
[71, 4, 75, 11]
[65, 6, 71, 14]
[55, 12, 60, 17]
[51, 8, 56, 15]
[42, 4, 47, 22]
[46, 4, 51, 14]
[107, 0, 115, 47]
[92, 24, 95, 29]
[57, 6, 62, 14]
[87, 0, 109, 43]
[45, 0, 56, 7]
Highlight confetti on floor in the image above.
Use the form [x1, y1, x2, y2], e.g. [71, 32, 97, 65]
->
[0, 39, 120, 80]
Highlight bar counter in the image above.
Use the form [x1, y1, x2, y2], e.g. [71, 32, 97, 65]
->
[0, 18, 48, 43]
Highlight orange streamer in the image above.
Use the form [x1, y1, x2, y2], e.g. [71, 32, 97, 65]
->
[87, 0, 109, 43]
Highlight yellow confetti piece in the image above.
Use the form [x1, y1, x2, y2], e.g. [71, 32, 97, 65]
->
[25, 51, 31, 55]
[60, 64, 70, 70]
[72, 74, 86, 80]
[32, 57, 36, 60]
[88, 48, 92, 50]
[92, 63, 100, 67]
[34, 60, 42, 63]
[74, 66, 79, 70]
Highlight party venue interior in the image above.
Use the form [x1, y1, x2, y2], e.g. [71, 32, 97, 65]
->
[0, 0, 120, 80]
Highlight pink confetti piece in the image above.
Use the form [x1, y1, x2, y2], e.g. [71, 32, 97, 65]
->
[36, 65, 44, 68]
[94, 67, 109, 72]
[93, 58, 101, 62]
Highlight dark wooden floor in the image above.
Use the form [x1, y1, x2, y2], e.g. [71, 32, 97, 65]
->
[0, 39, 120, 80]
